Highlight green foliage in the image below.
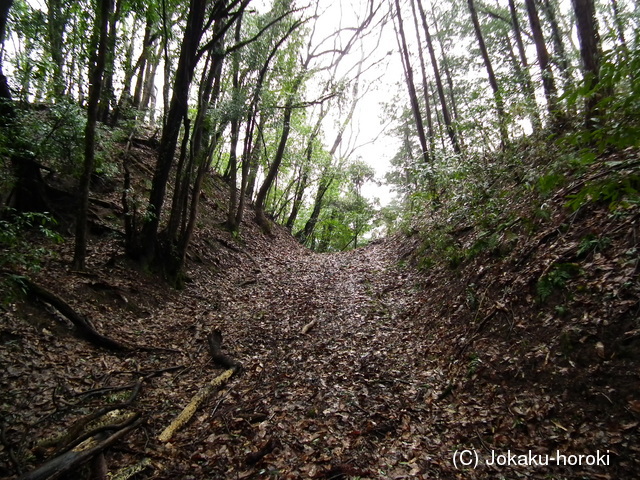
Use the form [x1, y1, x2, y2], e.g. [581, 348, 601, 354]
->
[0, 210, 62, 302]
[7, 102, 86, 175]
[415, 228, 464, 271]
[537, 172, 566, 197]
[561, 44, 640, 154]
[0, 210, 62, 271]
[577, 234, 611, 257]
[467, 231, 500, 259]
[466, 352, 482, 377]
[536, 263, 581, 303]
[566, 174, 640, 211]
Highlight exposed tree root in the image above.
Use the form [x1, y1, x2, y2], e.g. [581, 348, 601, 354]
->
[207, 329, 243, 371]
[301, 319, 317, 334]
[21, 278, 130, 352]
[19, 417, 142, 480]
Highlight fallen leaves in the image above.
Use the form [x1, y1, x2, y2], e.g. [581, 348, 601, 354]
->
[2, 153, 640, 479]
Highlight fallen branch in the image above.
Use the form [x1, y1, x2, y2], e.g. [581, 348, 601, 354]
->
[19, 417, 143, 480]
[38, 379, 142, 452]
[20, 278, 129, 352]
[159, 331, 240, 442]
[301, 319, 317, 334]
[110, 457, 152, 480]
[158, 368, 234, 442]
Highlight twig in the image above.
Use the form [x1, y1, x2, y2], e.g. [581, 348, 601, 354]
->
[301, 319, 317, 334]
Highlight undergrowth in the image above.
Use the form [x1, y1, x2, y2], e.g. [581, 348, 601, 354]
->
[0, 210, 62, 302]
[405, 123, 639, 272]
[393, 41, 640, 271]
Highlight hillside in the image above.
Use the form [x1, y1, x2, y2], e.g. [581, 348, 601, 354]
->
[1, 140, 639, 479]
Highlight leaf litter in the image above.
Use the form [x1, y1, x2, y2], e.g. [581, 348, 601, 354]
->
[1, 151, 639, 479]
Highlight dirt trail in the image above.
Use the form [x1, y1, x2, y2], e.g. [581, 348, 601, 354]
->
[193, 243, 444, 478]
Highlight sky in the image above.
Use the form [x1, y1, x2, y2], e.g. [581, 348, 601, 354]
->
[303, 0, 402, 207]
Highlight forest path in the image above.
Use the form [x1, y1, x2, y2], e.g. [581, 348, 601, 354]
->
[192, 242, 443, 478]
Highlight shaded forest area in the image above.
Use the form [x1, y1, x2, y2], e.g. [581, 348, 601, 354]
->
[1, 0, 640, 479]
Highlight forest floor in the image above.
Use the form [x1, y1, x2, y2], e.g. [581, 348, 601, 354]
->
[1, 146, 639, 480]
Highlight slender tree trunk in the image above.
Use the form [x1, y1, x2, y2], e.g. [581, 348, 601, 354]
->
[285, 167, 308, 230]
[0, 0, 13, 104]
[416, 0, 461, 154]
[166, 116, 192, 242]
[409, 0, 435, 156]
[245, 120, 265, 200]
[139, 0, 208, 263]
[140, 42, 162, 114]
[540, 0, 574, 95]
[98, 0, 122, 123]
[132, 18, 152, 108]
[431, 4, 460, 125]
[46, 0, 67, 99]
[570, 0, 604, 126]
[73, 0, 113, 270]
[254, 75, 302, 232]
[285, 110, 325, 231]
[609, 0, 629, 56]
[236, 19, 304, 229]
[467, 0, 508, 147]
[392, 0, 430, 166]
[524, 0, 562, 125]
[111, 15, 138, 124]
[507, 0, 541, 131]
[296, 168, 334, 244]
[226, 17, 242, 231]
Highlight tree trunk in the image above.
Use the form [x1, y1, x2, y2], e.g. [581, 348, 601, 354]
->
[111, 14, 138, 125]
[98, 0, 122, 123]
[166, 47, 218, 244]
[416, 0, 461, 154]
[46, 0, 67, 99]
[609, 0, 629, 55]
[132, 18, 152, 108]
[507, 0, 541, 131]
[409, 0, 435, 156]
[393, 0, 430, 166]
[244, 121, 265, 200]
[140, 42, 162, 114]
[570, 0, 604, 126]
[540, 0, 574, 95]
[524, 0, 562, 125]
[285, 167, 308, 230]
[254, 70, 304, 233]
[226, 17, 242, 231]
[139, 0, 208, 263]
[0, 0, 13, 104]
[236, 19, 303, 229]
[467, 0, 508, 147]
[296, 167, 334, 244]
[431, 4, 461, 125]
[73, 0, 113, 270]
